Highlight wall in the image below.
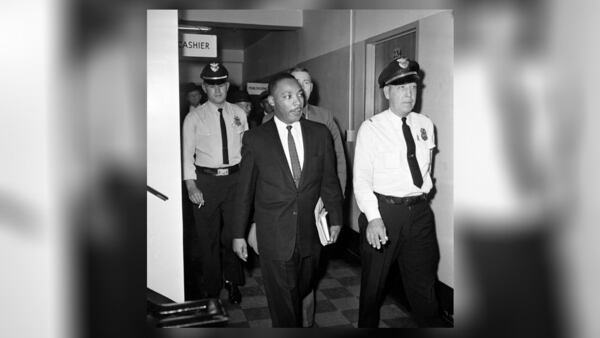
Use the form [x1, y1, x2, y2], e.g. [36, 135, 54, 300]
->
[243, 10, 454, 287]
[245, 9, 444, 130]
[417, 11, 454, 286]
[147, 10, 185, 302]
[244, 10, 350, 82]
[354, 10, 445, 42]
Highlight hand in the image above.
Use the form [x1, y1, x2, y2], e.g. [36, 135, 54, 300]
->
[232, 238, 248, 262]
[328, 225, 342, 244]
[186, 181, 204, 206]
[366, 218, 388, 250]
[247, 222, 259, 255]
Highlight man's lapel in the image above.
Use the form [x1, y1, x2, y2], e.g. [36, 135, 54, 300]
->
[298, 118, 313, 189]
[265, 119, 297, 188]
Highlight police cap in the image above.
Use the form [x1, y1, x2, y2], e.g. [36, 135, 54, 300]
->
[378, 57, 420, 88]
[200, 62, 229, 85]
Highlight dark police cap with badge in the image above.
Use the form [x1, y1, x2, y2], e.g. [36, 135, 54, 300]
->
[378, 57, 421, 88]
[200, 61, 229, 85]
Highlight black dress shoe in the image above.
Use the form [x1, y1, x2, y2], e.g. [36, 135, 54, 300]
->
[440, 310, 454, 327]
[224, 281, 242, 304]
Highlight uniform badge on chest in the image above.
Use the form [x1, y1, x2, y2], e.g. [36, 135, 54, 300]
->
[233, 115, 242, 127]
[420, 128, 428, 141]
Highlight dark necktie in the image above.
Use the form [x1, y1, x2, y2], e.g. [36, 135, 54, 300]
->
[218, 108, 229, 165]
[287, 125, 301, 187]
[402, 116, 423, 188]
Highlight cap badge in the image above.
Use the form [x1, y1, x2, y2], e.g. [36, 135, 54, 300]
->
[397, 57, 409, 69]
[420, 128, 428, 141]
[210, 63, 220, 72]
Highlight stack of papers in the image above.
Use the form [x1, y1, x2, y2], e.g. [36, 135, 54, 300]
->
[314, 198, 330, 246]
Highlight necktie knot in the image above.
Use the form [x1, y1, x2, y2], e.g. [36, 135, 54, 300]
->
[287, 125, 292, 132]
[218, 108, 223, 114]
[402, 116, 407, 124]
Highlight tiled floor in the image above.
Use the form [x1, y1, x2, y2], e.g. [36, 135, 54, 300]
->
[217, 252, 418, 328]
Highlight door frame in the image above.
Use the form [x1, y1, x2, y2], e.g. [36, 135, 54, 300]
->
[364, 22, 419, 120]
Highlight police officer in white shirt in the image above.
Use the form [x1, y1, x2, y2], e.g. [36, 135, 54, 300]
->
[353, 57, 443, 327]
[182, 62, 248, 304]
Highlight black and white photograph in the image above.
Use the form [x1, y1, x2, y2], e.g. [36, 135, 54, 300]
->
[147, 9, 453, 328]
[4, 0, 600, 337]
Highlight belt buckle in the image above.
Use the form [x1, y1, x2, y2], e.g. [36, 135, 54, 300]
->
[217, 168, 228, 176]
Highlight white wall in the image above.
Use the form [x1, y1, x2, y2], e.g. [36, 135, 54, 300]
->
[417, 11, 454, 286]
[147, 10, 185, 302]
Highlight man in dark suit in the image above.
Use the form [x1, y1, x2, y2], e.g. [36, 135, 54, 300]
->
[232, 73, 343, 327]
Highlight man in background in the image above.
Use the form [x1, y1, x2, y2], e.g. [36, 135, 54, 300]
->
[228, 89, 259, 129]
[258, 90, 274, 119]
[186, 83, 203, 112]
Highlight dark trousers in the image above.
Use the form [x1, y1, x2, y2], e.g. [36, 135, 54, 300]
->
[192, 170, 244, 297]
[358, 199, 441, 327]
[260, 247, 319, 327]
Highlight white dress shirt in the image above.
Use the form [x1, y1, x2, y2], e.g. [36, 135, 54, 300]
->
[182, 101, 248, 180]
[353, 110, 435, 222]
[273, 116, 304, 174]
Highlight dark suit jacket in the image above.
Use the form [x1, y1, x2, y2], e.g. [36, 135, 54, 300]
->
[263, 105, 347, 194]
[233, 118, 343, 261]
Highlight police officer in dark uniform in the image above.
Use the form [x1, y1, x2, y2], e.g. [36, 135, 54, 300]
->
[182, 62, 248, 304]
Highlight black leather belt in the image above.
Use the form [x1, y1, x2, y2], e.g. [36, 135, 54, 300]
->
[196, 164, 239, 176]
[375, 192, 428, 206]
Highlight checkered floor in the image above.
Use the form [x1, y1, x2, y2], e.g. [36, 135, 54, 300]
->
[217, 252, 418, 328]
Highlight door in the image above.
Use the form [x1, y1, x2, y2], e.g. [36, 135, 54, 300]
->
[365, 26, 417, 119]
[373, 31, 416, 114]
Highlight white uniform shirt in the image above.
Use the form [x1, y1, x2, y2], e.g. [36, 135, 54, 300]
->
[353, 110, 435, 222]
[182, 101, 248, 180]
[273, 116, 304, 173]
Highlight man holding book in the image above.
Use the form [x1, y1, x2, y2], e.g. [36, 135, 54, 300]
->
[232, 73, 343, 327]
